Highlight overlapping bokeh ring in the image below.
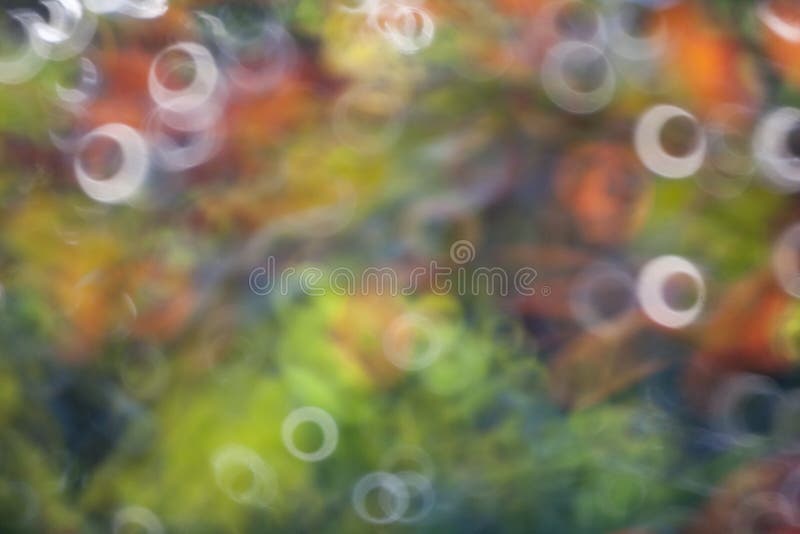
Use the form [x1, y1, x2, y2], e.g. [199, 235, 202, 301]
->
[211, 445, 278, 508]
[49, 103, 89, 153]
[221, 21, 298, 93]
[710, 373, 782, 444]
[605, 0, 666, 61]
[541, 40, 616, 115]
[352, 471, 410, 524]
[145, 109, 223, 172]
[0, 11, 47, 85]
[73, 123, 150, 204]
[343, 0, 435, 54]
[374, 2, 436, 55]
[753, 107, 800, 192]
[28, 0, 97, 61]
[0, 0, 168, 87]
[383, 312, 445, 371]
[570, 261, 637, 336]
[699, 117, 755, 198]
[281, 406, 339, 462]
[55, 57, 101, 108]
[382, 471, 435, 523]
[636, 255, 705, 329]
[634, 104, 706, 178]
[148, 42, 220, 116]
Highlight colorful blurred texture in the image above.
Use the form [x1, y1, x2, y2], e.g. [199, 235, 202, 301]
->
[3, 0, 800, 532]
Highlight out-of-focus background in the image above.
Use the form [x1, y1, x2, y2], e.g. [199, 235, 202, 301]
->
[3, 0, 800, 532]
